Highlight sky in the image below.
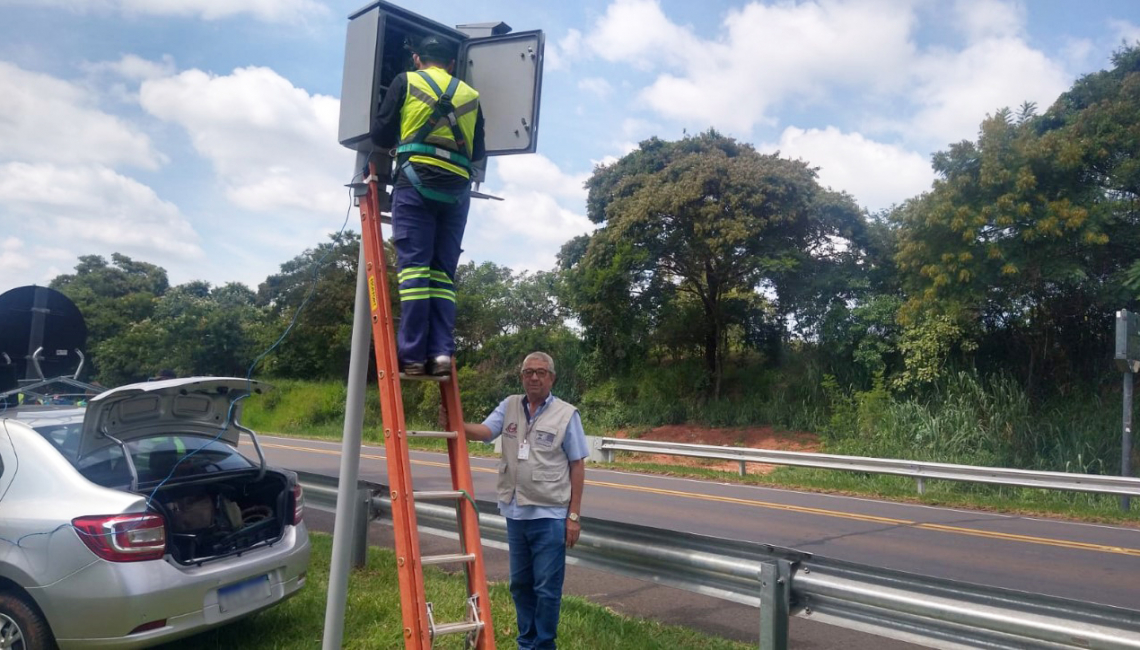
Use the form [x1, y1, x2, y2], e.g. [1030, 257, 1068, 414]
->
[0, 0, 1137, 292]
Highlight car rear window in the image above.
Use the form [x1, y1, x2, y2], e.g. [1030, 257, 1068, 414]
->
[63, 435, 254, 489]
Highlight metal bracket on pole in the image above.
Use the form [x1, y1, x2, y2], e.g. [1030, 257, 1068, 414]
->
[759, 559, 796, 650]
[353, 487, 371, 569]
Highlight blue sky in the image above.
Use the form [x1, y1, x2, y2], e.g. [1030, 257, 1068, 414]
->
[0, 0, 1137, 291]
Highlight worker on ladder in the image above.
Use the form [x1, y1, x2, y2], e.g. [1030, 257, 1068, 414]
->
[372, 35, 486, 377]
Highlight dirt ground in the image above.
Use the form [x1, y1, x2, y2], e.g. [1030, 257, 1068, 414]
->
[612, 424, 820, 475]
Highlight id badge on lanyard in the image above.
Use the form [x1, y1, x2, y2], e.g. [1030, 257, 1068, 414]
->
[519, 407, 538, 460]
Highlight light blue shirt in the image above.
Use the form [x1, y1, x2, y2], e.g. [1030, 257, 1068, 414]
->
[482, 393, 588, 520]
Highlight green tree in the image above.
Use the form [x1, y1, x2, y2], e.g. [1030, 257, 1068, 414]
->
[50, 253, 169, 343]
[49, 253, 170, 382]
[574, 130, 864, 394]
[256, 232, 363, 379]
[894, 44, 1140, 391]
[94, 281, 264, 385]
[453, 261, 514, 358]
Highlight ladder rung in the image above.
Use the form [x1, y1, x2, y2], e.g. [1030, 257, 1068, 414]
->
[407, 429, 458, 439]
[432, 621, 483, 638]
[414, 490, 464, 501]
[422, 553, 476, 566]
[399, 372, 450, 383]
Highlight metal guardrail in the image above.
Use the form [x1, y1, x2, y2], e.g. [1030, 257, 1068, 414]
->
[297, 471, 1140, 650]
[597, 438, 1140, 497]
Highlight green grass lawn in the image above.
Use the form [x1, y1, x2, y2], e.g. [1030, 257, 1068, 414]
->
[166, 533, 748, 649]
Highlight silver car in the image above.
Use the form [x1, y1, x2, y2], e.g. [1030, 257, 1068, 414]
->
[0, 377, 310, 649]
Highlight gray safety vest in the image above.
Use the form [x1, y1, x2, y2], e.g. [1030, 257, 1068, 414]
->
[496, 395, 578, 508]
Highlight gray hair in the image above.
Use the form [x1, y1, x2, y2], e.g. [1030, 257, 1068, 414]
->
[521, 351, 555, 375]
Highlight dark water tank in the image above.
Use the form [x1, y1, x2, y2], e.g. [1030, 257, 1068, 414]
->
[0, 286, 88, 390]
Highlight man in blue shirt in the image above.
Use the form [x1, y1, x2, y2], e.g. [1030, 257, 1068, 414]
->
[464, 351, 587, 650]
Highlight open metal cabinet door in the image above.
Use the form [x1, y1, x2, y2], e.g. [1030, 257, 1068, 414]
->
[459, 30, 545, 157]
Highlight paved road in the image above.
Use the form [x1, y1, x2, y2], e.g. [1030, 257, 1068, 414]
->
[245, 435, 1140, 646]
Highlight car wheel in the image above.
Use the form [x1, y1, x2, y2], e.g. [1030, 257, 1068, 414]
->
[0, 593, 53, 650]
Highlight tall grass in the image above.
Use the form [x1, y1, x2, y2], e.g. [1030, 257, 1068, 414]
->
[824, 371, 1127, 475]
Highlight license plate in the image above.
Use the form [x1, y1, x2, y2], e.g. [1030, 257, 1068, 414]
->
[218, 574, 272, 613]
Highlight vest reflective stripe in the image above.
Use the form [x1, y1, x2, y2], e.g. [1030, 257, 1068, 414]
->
[429, 270, 452, 284]
[399, 68, 479, 179]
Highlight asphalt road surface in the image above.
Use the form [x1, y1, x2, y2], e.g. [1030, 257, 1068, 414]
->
[244, 434, 1140, 648]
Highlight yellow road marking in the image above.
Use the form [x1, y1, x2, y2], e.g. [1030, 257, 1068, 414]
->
[258, 441, 1140, 558]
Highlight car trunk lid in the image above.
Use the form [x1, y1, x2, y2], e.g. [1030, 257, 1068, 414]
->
[77, 377, 271, 462]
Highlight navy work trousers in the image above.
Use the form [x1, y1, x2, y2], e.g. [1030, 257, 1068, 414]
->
[390, 185, 469, 367]
[506, 517, 567, 650]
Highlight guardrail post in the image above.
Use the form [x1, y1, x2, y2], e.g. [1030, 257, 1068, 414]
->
[603, 448, 614, 464]
[916, 477, 925, 495]
[758, 560, 792, 650]
[353, 487, 371, 568]
[739, 460, 747, 477]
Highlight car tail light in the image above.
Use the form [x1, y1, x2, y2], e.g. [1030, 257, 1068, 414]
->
[290, 483, 304, 525]
[129, 619, 167, 635]
[72, 514, 166, 562]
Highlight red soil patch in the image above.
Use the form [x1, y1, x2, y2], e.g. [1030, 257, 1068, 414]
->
[612, 424, 820, 475]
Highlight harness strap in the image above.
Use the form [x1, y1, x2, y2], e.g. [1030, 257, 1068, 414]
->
[400, 162, 467, 204]
[408, 71, 468, 154]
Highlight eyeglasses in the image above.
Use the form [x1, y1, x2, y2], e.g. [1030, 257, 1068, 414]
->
[521, 368, 550, 378]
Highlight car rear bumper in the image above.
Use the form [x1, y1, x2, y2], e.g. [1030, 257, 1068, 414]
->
[39, 523, 310, 649]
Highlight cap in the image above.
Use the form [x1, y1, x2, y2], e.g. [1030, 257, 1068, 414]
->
[413, 35, 454, 61]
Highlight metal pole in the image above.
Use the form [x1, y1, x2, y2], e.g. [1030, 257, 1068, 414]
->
[322, 241, 372, 649]
[1123, 370, 1134, 512]
[758, 560, 791, 650]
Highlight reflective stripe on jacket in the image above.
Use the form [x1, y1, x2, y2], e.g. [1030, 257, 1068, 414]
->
[399, 68, 479, 179]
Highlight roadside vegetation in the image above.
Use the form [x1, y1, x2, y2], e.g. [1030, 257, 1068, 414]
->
[165, 533, 749, 650]
[44, 47, 1140, 523]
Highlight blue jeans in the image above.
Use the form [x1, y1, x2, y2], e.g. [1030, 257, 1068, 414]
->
[390, 185, 469, 366]
[506, 517, 567, 650]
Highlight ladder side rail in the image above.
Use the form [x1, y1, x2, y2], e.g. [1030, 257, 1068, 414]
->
[360, 168, 431, 648]
[439, 358, 497, 649]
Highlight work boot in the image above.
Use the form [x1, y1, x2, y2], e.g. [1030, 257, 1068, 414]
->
[401, 362, 427, 377]
[427, 355, 452, 377]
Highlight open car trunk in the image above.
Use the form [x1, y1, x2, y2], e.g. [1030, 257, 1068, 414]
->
[145, 469, 294, 565]
[74, 377, 290, 565]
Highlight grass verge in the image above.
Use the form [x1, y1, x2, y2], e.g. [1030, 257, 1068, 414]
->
[165, 533, 749, 649]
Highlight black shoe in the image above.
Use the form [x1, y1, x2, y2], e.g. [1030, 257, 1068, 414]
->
[401, 362, 427, 377]
[427, 355, 452, 376]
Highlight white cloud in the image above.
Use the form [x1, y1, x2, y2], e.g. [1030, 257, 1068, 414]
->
[0, 237, 33, 280]
[139, 66, 354, 215]
[952, 0, 1025, 42]
[769, 127, 934, 213]
[578, 77, 613, 98]
[546, 29, 584, 71]
[587, 0, 702, 70]
[0, 61, 163, 169]
[466, 155, 593, 272]
[907, 37, 1070, 146]
[587, 0, 918, 133]
[0, 0, 324, 22]
[82, 54, 177, 81]
[0, 163, 204, 286]
[1109, 19, 1140, 46]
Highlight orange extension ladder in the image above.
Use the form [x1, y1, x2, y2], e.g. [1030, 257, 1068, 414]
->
[357, 161, 496, 650]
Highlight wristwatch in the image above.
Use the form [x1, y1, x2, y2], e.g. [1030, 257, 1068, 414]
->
[567, 512, 580, 523]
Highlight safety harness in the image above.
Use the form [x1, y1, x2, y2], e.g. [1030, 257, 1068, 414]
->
[395, 70, 473, 204]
